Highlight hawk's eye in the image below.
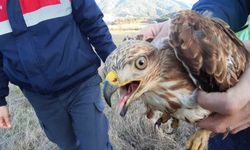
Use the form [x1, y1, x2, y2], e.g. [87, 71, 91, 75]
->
[135, 56, 147, 70]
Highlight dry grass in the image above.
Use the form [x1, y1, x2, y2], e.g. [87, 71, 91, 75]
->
[109, 23, 148, 32]
[0, 85, 57, 150]
[110, 30, 138, 45]
[106, 100, 196, 150]
[0, 31, 196, 150]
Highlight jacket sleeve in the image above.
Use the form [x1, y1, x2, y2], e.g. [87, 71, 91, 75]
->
[71, 0, 116, 62]
[192, 0, 250, 32]
[0, 53, 9, 106]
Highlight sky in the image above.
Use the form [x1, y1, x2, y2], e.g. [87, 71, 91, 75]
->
[185, 0, 198, 4]
[182, 0, 199, 6]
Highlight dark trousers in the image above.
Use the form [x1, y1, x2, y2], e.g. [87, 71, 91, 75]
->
[209, 128, 250, 150]
[22, 74, 112, 150]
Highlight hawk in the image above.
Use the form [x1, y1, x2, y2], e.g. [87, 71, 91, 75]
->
[99, 10, 249, 150]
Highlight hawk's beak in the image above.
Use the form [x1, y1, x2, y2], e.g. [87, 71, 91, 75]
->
[103, 71, 119, 107]
[103, 79, 129, 116]
[103, 71, 141, 117]
[103, 80, 119, 107]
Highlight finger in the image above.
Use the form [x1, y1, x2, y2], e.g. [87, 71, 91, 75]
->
[0, 117, 9, 129]
[226, 65, 250, 110]
[231, 123, 250, 134]
[197, 91, 231, 114]
[197, 114, 227, 133]
[197, 116, 215, 131]
[138, 28, 156, 40]
[3, 115, 11, 128]
[142, 35, 155, 42]
[0, 117, 4, 128]
[139, 23, 164, 40]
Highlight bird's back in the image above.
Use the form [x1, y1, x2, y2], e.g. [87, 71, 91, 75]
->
[169, 10, 249, 92]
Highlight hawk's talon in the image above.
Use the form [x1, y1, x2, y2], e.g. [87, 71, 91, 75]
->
[185, 130, 211, 150]
[145, 106, 154, 119]
[166, 129, 175, 135]
[171, 118, 179, 129]
[154, 113, 171, 129]
[154, 118, 162, 129]
[222, 127, 231, 140]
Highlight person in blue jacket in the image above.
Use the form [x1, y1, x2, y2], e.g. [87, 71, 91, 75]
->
[0, 0, 116, 149]
[140, 0, 250, 150]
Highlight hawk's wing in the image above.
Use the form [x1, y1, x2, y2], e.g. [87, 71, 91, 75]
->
[169, 10, 249, 92]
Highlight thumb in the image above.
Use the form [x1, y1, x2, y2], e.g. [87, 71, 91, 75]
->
[197, 91, 231, 114]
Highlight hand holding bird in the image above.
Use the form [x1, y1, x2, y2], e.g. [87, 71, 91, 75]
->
[99, 10, 250, 150]
[140, 12, 250, 135]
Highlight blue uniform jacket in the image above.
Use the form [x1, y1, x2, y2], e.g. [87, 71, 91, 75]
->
[0, 0, 116, 106]
[192, 0, 250, 32]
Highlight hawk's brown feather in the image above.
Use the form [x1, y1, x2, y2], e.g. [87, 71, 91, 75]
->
[169, 10, 249, 92]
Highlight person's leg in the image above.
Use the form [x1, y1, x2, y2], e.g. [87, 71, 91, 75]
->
[208, 128, 250, 150]
[234, 128, 250, 150]
[68, 74, 112, 150]
[22, 89, 80, 150]
[208, 134, 236, 150]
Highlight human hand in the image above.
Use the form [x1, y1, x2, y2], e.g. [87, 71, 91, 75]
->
[197, 97, 250, 134]
[0, 106, 11, 129]
[197, 64, 250, 134]
[138, 20, 170, 41]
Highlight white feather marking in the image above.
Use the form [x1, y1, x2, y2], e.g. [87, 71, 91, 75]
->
[172, 48, 198, 86]
[227, 55, 234, 66]
[153, 37, 198, 86]
[152, 37, 169, 50]
[159, 81, 181, 88]
[177, 89, 198, 108]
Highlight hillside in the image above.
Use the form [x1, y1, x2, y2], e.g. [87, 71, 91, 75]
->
[96, 0, 194, 23]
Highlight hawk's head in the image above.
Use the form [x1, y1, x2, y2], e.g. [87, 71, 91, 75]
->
[101, 39, 194, 117]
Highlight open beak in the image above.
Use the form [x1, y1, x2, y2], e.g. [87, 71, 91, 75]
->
[103, 80, 128, 117]
[103, 80, 118, 107]
[103, 71, 141, 117]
